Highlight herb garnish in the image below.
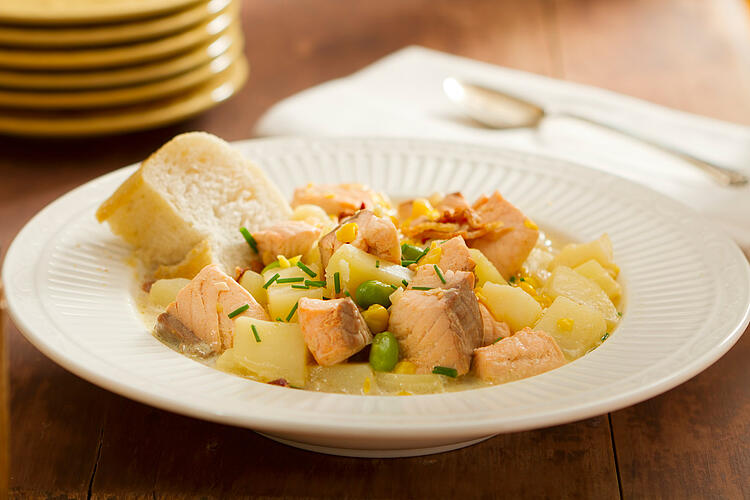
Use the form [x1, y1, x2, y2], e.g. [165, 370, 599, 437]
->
[286, 301, 299, 322]
[228, 304, 249, 318]
[296, 261, 317, 278]
[263, 273, 280, 289]
[277, 277, 304, 284]
[434, 265, 446, 284]
[251, 324, 261, 342]
[334, 272, 341, 294]
[239, 227, 257, 253]
[432, 366, 458, 378]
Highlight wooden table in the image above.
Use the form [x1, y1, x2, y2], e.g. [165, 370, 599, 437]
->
[2, 0, 749, 497]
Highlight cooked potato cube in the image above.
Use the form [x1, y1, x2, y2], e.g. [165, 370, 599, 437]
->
[479, 282, 542, 332]
[521, 246, 555, 283]
[307, 363, 375, 395]
[533, 296, 607, 359]
[215, 349, 254, 377]
[225, 317, 308, 387]
[148, 278, 190, 308]
[325, 244, 413, 296]
[574, 260, 622, 301]
[239, 270, 267, 306]
[469, 248, 506, 286]
[375, 372, 445, 394]
[291, 204, 333, 227]
[550, 234, 618, 277]
[263, 266, 324, 322]
[544, 265, 619, 328]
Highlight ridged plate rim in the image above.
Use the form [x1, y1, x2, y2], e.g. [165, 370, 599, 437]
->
[4, 137, 749, 443]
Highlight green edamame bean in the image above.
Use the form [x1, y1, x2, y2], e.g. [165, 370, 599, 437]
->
[355, 280, 394, 309]
[369, 331, 399, 372]
[400, 243, 424, 261]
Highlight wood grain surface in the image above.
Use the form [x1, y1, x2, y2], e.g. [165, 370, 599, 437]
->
[1, 0, 749, 498]
[1, 287, 8, 500]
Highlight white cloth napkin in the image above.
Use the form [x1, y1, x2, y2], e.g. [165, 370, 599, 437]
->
[255, 46, 750, 252]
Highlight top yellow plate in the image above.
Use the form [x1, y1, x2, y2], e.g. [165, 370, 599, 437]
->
[0, 0, 232, 48]
[0, 0, 203, 25]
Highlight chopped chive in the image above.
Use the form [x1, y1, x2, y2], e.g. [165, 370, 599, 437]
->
[322, 296, 330, 300]
[277, 277, 304, 284]
[389, 284, 398, 290]
[239, 227, 258, 253]
[334, 272, 341, 294]
[520, 277, 525, 282]
[402, 279, 409, 288]
[433, 264, 446, 284]
[227, 304, 249, 318]
[296, 261, 317, 278]
[276, 317, 283, 322]
[344, 290, 351, 297]
[375, 260, 380, 268]
[601, 332, 610, 342]
[251, 324, 261, 342]
[401, 259, 417, 267]
[415, 246, 430, 262]
[412, 286, 433, 291]
[432, 366, 458, 378]
[263, 273, 280, 289]
[291, 284, 309, 289]
[286, 301, 299, 322]
[509, 276, 516, 284]
[305, 280, 327, 288]
[617, 311, 623, 317]
[493, 336, 504, 344]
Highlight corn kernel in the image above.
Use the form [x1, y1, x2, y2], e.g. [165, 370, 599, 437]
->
[277, 255, 291, 268]
[518, 280, 537, 296]
[363, 377, 372, 394]
[524, 218, 539, 230]
[535, 293, 554, 308]
[556, 317, 575, 331]
[397, 390, 413, 396]
[394, 361, 417, 374]
[324, 193, 336, 199]
[216, 303, 223, 313]
[389, 215, 400, 228]
[418, 246, 442, 266]
[411, 198, 440, 220]
[336, 222, 359, 243]
[362, 304, 389, 333]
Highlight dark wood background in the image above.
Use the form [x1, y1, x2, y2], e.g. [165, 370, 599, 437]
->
[2, 0, 750, 498]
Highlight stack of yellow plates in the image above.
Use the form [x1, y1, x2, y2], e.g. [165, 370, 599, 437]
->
[0, 0, 247, 137]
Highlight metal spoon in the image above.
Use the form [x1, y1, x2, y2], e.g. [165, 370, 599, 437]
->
[443, 77, 748, 187]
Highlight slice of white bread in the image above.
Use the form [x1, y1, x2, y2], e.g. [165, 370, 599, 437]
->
[96, 132, 291, 279]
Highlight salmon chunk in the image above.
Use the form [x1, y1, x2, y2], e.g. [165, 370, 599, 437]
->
[468, 192, 539, 278]
[292, 183, 376, 217]
[410, 265, 469, 289]
[389, 270, 483, 375]
[438, 236, 475, 273]
[319, 210, 401, 269]
[298, 297, 373, 365]
[473, 327, 565, 384]
[479, 302, 511, 346]
[156, 264, 268, 356]
[253, 220, 321, 265]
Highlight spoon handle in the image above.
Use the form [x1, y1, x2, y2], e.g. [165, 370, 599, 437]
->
[558, 112, 748, 187]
